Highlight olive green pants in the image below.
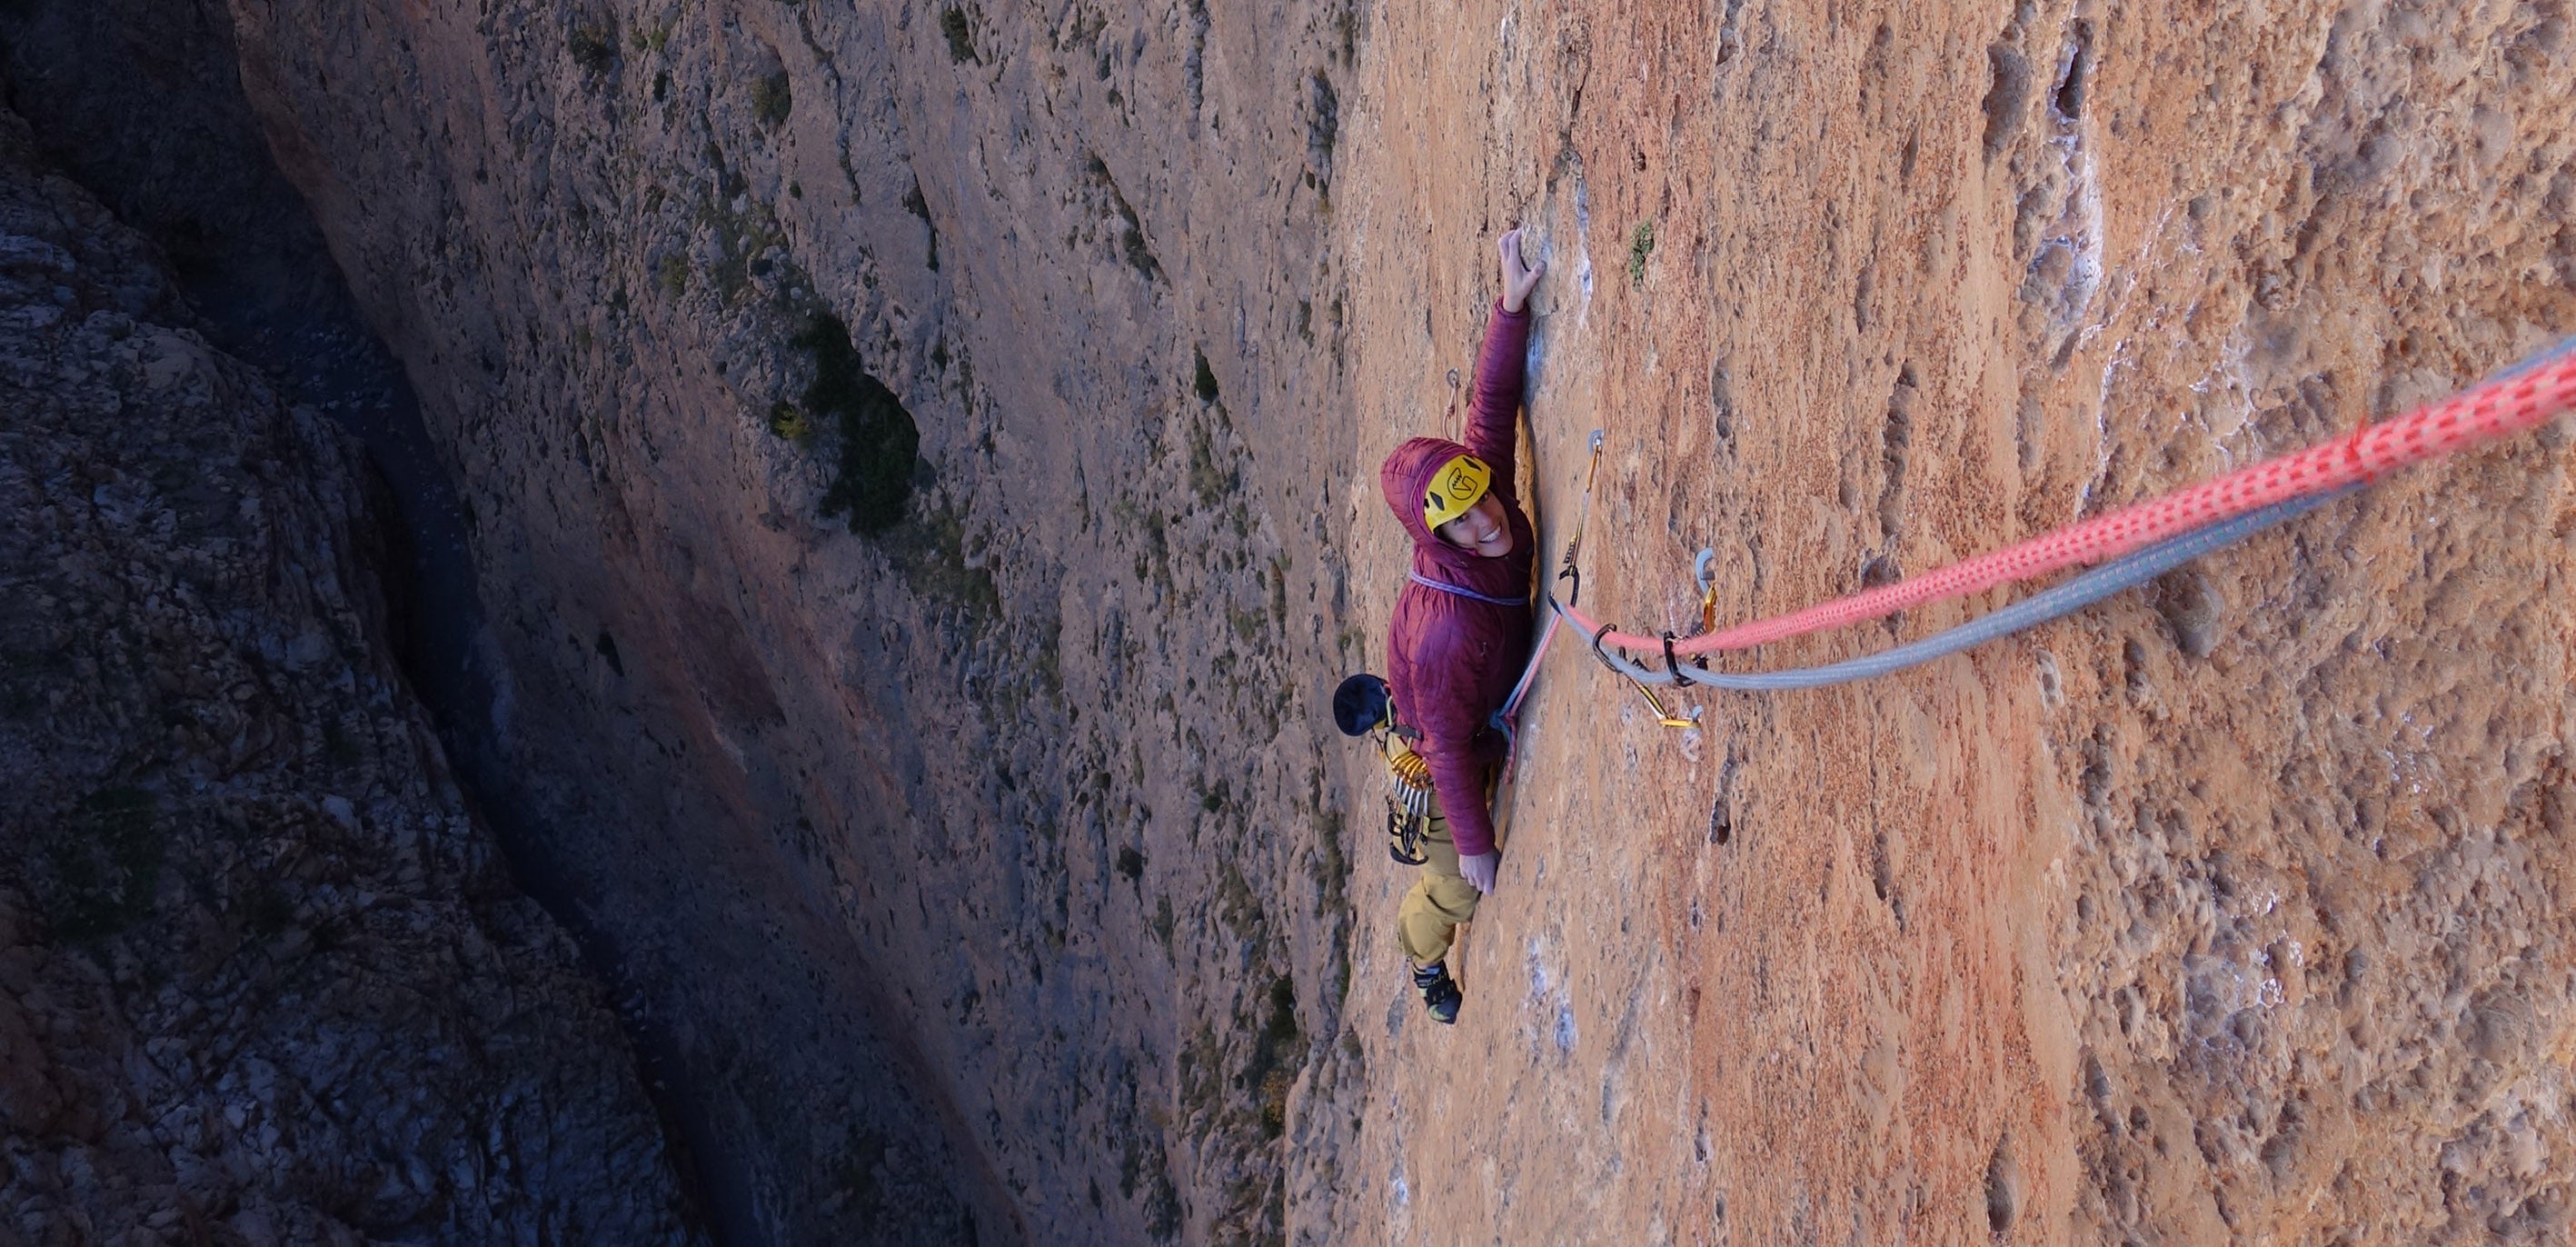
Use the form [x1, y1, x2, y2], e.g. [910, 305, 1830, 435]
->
[1396, 811, 1481, 965]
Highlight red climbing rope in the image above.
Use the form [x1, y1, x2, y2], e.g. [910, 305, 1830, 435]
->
[1569, 344, 2576, 655]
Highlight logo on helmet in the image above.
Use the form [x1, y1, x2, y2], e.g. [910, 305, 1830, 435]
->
[1419, 454, 1492, 530]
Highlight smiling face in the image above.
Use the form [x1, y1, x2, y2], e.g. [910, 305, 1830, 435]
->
[1435, 493, 1514, 558]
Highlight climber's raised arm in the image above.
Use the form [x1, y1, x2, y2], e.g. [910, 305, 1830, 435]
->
[1461, 228, 1545, 487]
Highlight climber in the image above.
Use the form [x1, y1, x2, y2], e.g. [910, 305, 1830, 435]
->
[1336, 227, 1543, 1025]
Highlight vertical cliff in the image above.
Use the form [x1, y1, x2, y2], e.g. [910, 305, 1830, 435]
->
[204, 0, 1370, 1241]
[23, 0, 2576, 1242]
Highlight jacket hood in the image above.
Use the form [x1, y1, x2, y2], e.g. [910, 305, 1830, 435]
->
[1379, 435, 1475, 548]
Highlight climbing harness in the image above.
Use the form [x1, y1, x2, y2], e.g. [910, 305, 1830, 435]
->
[1407, 571, 1530, 607]
[1495, 334, 2576, 712]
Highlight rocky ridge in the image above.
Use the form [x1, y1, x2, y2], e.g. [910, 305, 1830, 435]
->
[0, 104, 701, 1244]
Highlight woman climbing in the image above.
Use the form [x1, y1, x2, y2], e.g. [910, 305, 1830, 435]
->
[1336, 227, 1544, 1024]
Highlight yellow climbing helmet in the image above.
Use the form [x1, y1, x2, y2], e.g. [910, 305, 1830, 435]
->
[1420, 454, 1492, 531]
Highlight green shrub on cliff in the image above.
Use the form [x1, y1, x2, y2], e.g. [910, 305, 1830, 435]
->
[751, 71, 791, 127]
[793, 314, 920, 534]
[568, 21, 619, 75]
[766, 401, 814, 442]
[940, 9, 977, 64]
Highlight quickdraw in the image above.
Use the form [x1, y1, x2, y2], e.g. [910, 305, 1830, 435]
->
[1384, 744, 1435, 865]
[1554, 428, 1607, 608]
[1626, 675, 1700, 731]
[1692, 548, 1719, 641]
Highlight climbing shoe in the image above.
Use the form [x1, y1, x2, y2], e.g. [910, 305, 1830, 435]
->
[1413, 961, 1462, 1025]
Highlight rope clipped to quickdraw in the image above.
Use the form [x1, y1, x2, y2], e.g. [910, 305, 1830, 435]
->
[1556, 428, 1606, 609]
[1575, 337, 2576, 662]
[1573, 622, 1700, 730]
[1493, 430, 1607, 775]
[1637, 634, 1695, 727]
[1497, 430, 1605, 730]
[1554, 334, 2576, 698]
[1565, 491, 2342, 692]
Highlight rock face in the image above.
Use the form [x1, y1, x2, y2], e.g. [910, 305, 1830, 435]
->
[204, 1, 1371, 1242]
[18, 0, 2576, 1243]
[0, 103, 701, 1244]
[1338, 2, 2576, 1243]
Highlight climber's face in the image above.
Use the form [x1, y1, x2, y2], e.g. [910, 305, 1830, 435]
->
[1435, 494, 1513, 558]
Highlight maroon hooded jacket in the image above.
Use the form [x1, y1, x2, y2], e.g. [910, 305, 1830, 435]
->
[1377, 301, 1535, 858]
